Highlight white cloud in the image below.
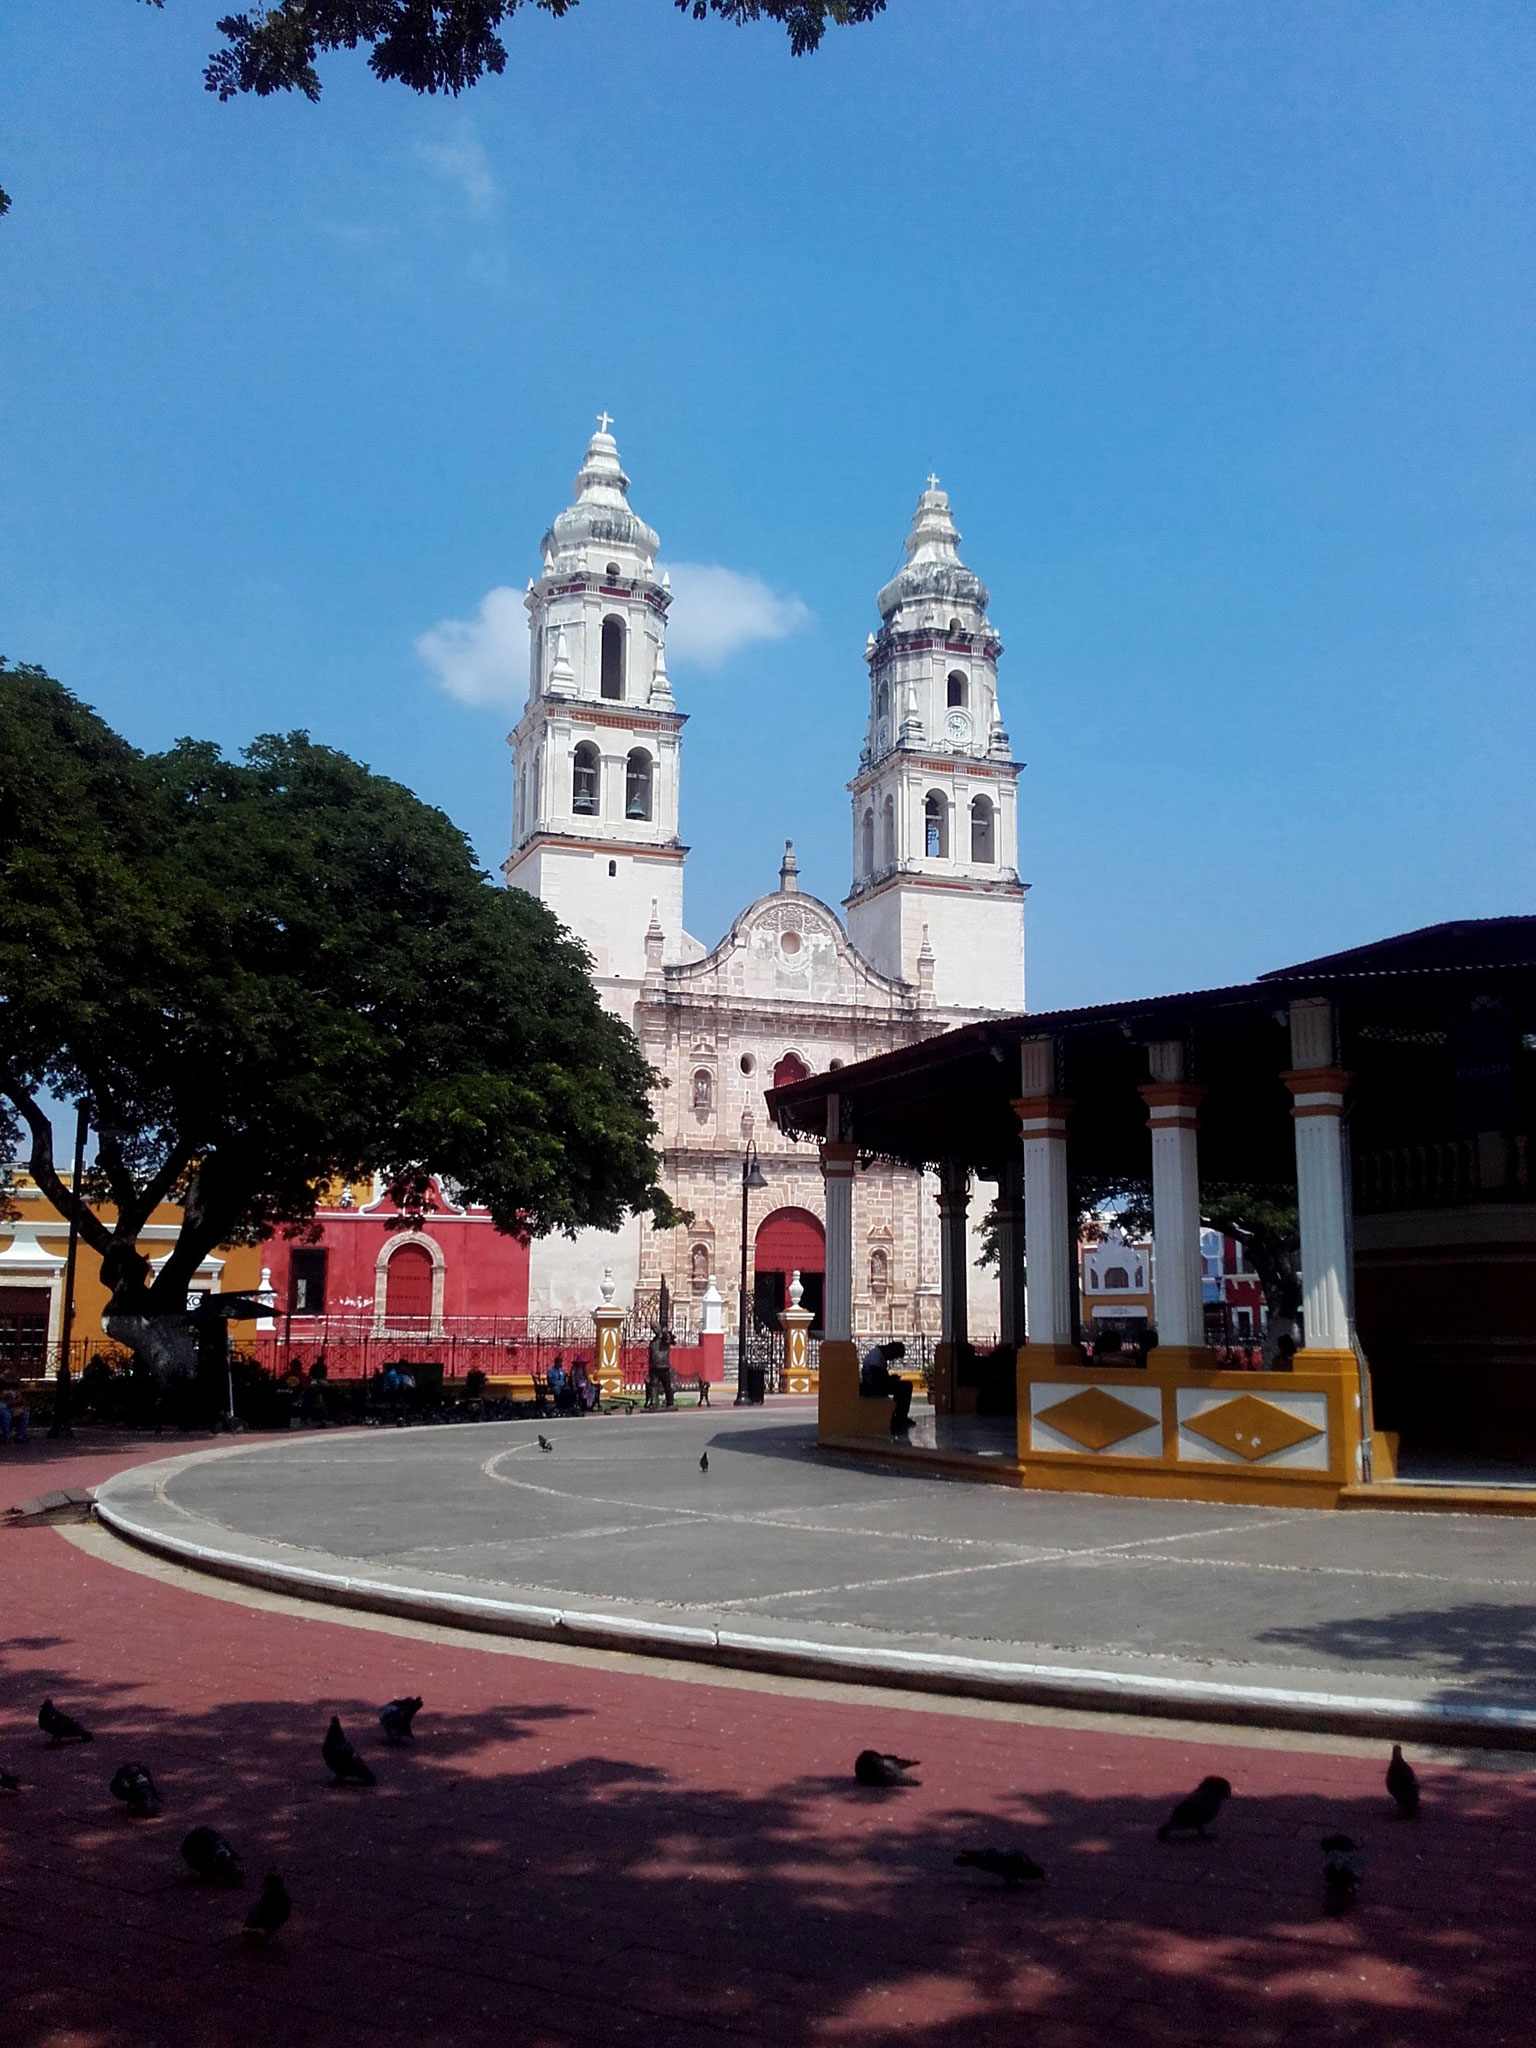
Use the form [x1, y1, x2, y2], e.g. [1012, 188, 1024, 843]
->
[662, 562, 813, 668]
[415, 586, 527, 709]
[416, 562, 812, 709]
[417, 118, 497, 218]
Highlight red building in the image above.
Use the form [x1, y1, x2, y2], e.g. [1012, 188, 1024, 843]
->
[257, 1176, 530, 1377]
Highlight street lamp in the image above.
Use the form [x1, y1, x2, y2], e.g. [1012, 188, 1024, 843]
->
[734, 1141, 768, 1406]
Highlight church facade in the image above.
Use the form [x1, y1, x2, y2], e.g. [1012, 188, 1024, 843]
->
[504, 425, 1027, 1341]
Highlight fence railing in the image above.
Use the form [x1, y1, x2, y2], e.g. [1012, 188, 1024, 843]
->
[1354, 1132, 1532, 1212]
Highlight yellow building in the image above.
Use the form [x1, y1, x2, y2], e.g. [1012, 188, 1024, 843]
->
[0, 1173, 264, 1376]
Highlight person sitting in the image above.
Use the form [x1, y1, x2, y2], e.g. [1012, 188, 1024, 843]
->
[546, 1355, 570, 1409]
[570, 1359, 599, 1413]
[0, 1385, 30, 1444]
[860, 1341, 913, 1432]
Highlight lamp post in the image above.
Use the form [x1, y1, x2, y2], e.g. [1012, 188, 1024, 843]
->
[735, 1141, 768, 1405]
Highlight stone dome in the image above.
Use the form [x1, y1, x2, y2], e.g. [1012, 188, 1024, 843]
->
[876, 480, 988, 622]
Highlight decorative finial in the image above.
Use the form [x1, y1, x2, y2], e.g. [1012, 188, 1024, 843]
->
[779, 839, 800, 893]
[926, 472, 941, 492]
[596, 410, 614, 435]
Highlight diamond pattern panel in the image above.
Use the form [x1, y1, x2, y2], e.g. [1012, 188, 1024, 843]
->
[1036, 1387, 1155, 1453]
[1183, 1393, 1324, 1464]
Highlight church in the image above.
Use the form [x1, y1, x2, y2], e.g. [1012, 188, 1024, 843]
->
[504, 423, 1028, 1346]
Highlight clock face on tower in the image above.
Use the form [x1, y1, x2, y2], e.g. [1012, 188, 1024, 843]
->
[876, 720, 890, 753]
[944, 709, 972, 746]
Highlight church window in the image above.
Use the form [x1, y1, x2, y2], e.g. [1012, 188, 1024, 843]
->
[625, 748, 653, 820]
[882, 796, 896, 867]
[876, 680, 889, 721]
[947, 671, 968, 708]
[829, 1058, 844, 1070]
[949, 617, 963, 635]
[692, 1069, 713, 1111]
[739, 1053, 757, 1076]
[970, 795, 995, 863]
[1104, 1265, 1130, 1290]
[605, 561, 621, 580]
[572, 742, 600, 816]
[601, 616, 626, 700]
[608, 859, 617, 877]
[924, 792, 949, 859]
[690, 1243, 711, 1292]
[869, 1247, 889, 1296]
[860, 808, 875, 876]
[289, 1248, 328, 1316]
[773, 1051, 810, 1089]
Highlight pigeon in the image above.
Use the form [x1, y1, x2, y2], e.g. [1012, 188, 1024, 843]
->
[699, 1451, 709, 1473]
[1322, 1833, 1362, 1915]
[854, 1749, 920, 1788]
[322, 1715, 376, 1787]
[0, 1769, 20, 1793]
[538, 1434, 554, 1453]
[379, 1696, 423, 1744]
[1387, 1744, 1420, 1817]
[39, 1699, 92, 1744]
[182, 1825, 243, 1885]
[243, 1873, 291, 1943]
[109, 1763, 160, 1815]
[955, 1848, 1047, 1889]
[1157, 1775, 1233, 1841]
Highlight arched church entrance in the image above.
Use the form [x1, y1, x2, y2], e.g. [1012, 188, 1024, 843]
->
[753, 1207, 825, 1335]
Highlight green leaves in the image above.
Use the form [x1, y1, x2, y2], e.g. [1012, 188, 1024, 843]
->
[203, 0, 882, 101]
[0, 666, 669, 1307]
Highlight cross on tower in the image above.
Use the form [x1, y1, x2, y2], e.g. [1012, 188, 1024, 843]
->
[596, 411, 614, 434]
[926, 472, 941, 491]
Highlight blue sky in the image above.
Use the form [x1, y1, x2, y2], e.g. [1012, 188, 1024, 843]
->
[3, 0, 1532, 1012]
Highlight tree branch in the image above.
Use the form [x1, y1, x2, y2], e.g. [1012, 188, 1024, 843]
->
[0, 1071, 114, 1254]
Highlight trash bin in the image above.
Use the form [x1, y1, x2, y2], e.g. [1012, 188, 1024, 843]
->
[745, 1366, 766, 1405]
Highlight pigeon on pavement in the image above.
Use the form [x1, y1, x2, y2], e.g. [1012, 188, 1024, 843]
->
[1157, 1776, 1232, 1840]
[1387, 1745, 1420, 1817]
[699, 1451, 709, 1473]
[110, 1763, 160, 1815]
[1322, 1833, 1362, 1914]
[538, 1435, 554, 1452]
[379, 1696, 423, 1744]
[39, 1699, 92, 1743]
[854, 1749, 920, 1788]
[955, 1849, 1046, 1888]
[322, 1716, 376, 1786]
[182, 1825, 242, 1884]
[244, 1873, 291, 1942]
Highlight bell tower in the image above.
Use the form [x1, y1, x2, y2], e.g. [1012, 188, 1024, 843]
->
[844, 480, 1026, 1012]
[504, 419, 688, 1013]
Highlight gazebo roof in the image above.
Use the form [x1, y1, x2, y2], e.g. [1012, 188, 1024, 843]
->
[766, 916, 1536, 1182]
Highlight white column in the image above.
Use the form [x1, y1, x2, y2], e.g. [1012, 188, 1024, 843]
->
[937, 1161, 970, 1348]
[994, 1161, 1025, 1346]
[1284, 997, 1352, 1352]
[820, 1091, 856, 1345]
[1015, 1035, 1074, 1348]
[1140, 1041, 1206, 1352]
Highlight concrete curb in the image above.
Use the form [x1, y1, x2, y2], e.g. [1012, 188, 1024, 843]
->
[92, 1473, 1536, 1752]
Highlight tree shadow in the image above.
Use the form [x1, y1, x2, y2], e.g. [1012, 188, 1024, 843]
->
[3, 1654, 1532, 2048]
[1256, 1598, 1536, 1711]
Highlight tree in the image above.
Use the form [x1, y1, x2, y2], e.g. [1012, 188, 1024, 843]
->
[195, 1, 885, 101]
[1199, 1183, 1301, 1353]
[0, 663, 678, 1371]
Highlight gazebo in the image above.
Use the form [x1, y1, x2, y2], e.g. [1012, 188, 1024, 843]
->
[766, 917, 1536, 1506]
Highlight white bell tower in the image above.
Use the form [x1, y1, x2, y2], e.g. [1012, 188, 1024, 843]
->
[504, 419, 688, 1016]
[844, 480, 1026, 1012]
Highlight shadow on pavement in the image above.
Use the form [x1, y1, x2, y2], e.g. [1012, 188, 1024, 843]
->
[2, 1649, 1530, 2048]
[1258, 1598, 1536, 1712]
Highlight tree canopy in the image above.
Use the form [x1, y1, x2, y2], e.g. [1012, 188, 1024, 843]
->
[197, 0, 884, 100]
[0, 662, 675, 1329]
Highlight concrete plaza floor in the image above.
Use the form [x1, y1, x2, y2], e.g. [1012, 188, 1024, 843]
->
[92, 1407, 1536, 1729]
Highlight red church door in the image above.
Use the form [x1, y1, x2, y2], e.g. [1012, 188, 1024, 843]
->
[384, 1243, 434, 1326]
[753, 1207, 826, 1334]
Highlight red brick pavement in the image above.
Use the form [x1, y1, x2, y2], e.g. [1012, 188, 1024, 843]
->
[1, 1437, 1532, 2047]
